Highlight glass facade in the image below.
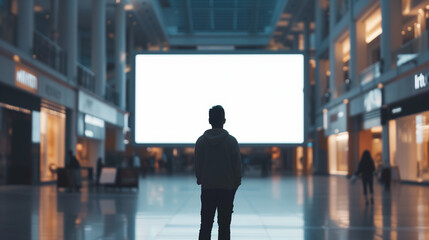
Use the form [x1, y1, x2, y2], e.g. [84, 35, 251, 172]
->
[40, 107, 65, 182]
[389, 110, 429, 182]
[328, 132, 349, 174]
[0, 0, 17, 45]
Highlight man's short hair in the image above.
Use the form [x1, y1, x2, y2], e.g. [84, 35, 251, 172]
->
[209, 105, 225, 127]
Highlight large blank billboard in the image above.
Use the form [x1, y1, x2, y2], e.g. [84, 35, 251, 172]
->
[135, 53, 304, 145]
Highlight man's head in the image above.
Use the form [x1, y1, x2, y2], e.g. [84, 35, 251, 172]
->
[209, 105, 226, 129]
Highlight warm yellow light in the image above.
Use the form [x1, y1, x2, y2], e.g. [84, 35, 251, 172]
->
[377, 83, 383, 89]
[342, 37, 350, 62]
[124, 4, 134, 11]
[371, 126, 383, 133]
[323, 108, 328, 113]
[366, 28, 382, 43]
[13, 54, 20, 63]
[408, 26, 412, 31]
[34, 5, 43, 12]
[336, 132, 349, 141]
[76, 143, 83, 151]
[277, 20, 288, 27]
[364, 8, 382, 43]
[343, 99, 349, 104]
[426, 5, 429, 10]
[326, 70, 331, 76]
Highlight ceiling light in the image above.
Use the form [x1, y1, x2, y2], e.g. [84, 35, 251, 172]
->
[34, 5, 43, 12]
[124, 4, 133, 11]
[13, 54, 20, 63]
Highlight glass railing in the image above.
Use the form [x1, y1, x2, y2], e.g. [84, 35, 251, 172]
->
[393, 30, 429, 67]
[359, 61, 381, 86]
[322, 9, 330, 39]
[105, 85, 119, 106]
[33, 31, 67, 74]
[337, 82, 349, 96]
[337, 0, 349, 22]
[0, 11, 17, 46]
[77, 63, 95, 93]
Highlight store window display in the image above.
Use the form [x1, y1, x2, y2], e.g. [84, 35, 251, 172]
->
[389, 111, 429, 182]
[40, 107, 65, 182]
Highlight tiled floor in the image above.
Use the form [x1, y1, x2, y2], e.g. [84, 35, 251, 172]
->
[0, 175, 428, 239]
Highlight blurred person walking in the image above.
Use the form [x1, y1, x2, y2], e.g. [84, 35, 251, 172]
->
[96, 157, 103, 185]
[195, 105, 242, 240]
[67, 150, 82, 192]
[355, 150, 376, 206]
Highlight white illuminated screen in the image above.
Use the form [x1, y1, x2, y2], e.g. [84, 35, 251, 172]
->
[135, 53, 304, 145]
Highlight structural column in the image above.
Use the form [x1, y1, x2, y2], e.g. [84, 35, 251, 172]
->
[329, 0, 338, 34]
[92, 0, 107, 97]
[115, 2, 127, 110]
[303, 20, 311, 173]
[314, 0, 324, 44]
[348, 0, 357, 87]
[17, 0, 34, 55]
[382, 123, 390, 166]
[59, 0, 78, 83]
[381, 0, 402, 71]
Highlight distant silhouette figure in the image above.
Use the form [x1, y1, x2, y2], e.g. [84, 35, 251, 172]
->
[355, 150, 376, 206]
[96, 157, 103, 185]
[67, 150, 81, 191]
[68, 150, 81, 169]
[195, 105, 241, 240]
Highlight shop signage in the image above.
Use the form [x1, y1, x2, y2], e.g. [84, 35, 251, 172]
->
[82, 114, 105, 140]
[414, 73, 428, 90]
[85, 114, 105, 128]
[15, 66, 38, 93]
[37, 75, 76, 109]
[392, 107, 402, 115]
[325, 104, 348, 137]
[78, 91, 117, 125]
[364, 89, 382, 112]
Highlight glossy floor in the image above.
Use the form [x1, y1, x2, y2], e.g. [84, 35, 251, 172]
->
[0, 175, 428, 240]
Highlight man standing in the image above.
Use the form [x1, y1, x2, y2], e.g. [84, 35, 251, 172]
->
[195, 105, 242, 240]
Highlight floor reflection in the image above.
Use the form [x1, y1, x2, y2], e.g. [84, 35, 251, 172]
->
[0, 175, 429, 239]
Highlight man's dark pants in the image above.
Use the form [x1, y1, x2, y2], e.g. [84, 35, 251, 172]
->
[199, 188, 237, 240]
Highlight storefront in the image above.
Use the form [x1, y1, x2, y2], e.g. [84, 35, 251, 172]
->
[384, 69, 429, 182]
[0, 54, 75, 184]
[0, 82, 40, 184]
[350, 88, 383, 169]
[37, 73, 75, 182]
[77, 90, 126, 170]
[324, 103, 349, 175]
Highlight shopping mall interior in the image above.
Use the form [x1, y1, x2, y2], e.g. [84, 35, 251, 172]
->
[1, 0, 429, 239]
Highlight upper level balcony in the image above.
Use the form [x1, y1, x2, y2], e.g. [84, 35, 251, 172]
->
[336, 0, 349, 23]
[33, 31, 67, 75]
[359, 61, 381, 86]
[0, 8, 17, 46]
[77, 63, 95, 93]
[105, 84, 119, 106]
[393, 30, 429, 68]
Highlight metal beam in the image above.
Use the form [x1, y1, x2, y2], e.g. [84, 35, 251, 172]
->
[184, 0, 194, 33]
